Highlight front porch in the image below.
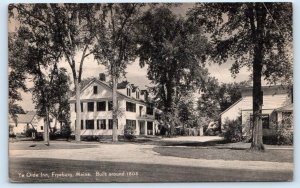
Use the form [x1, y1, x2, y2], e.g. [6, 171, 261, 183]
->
[137, 118, 157, 136]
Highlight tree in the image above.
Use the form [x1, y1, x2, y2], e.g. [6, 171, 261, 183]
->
[189, 2, 292, 150]
[9, 4, 99, 142]
[197, 77, 249, 125]
[8, 32, 27, 120]
[137, 6, 209, 135]
[92, 4, 144, 142]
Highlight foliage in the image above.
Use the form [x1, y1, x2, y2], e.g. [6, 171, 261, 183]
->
[92, 4, 144, 142]
[137, 6, 210, 134]
[275, 114, 293, 145]
[189, 2, 292, 150]
[9, 4, 100, 142]
[197, 77, 249, 122]
[124, 124, 137, 141]
[222, 117, 243, 143]
[8, 33, 27, 118]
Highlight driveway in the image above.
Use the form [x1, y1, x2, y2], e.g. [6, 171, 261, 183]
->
[9, 141, 293, 172]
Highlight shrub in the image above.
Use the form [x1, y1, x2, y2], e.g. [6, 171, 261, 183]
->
[61, 124, 72, 140]
[222, 117, 242, 143]
[275, 114, 293, 145]
[81, 135, 99, 142]
[124, 124, 136, 141]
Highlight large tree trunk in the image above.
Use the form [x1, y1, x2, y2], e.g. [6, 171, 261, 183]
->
[250, 3, 266, 151]
[75, 79, 81, 142]
[44, 106, 50, 146]
[251, 54, 264, 151]
[112, 75, 118, 142]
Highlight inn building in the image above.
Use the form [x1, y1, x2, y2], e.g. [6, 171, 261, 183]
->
[69, 74, 161, 137]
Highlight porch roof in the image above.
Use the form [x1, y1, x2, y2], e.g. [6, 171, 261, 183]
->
[275, 104, 293, 112]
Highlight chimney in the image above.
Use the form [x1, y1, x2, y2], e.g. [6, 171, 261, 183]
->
[99, 73, 106, 82]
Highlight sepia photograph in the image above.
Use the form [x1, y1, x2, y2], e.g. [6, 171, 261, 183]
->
[8, 2, 293, 183]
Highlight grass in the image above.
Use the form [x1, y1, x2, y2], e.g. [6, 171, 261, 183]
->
[9, 157, 293, 182]
[153, 146, 293, 163]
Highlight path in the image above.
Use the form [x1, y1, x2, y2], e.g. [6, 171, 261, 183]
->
[9, 142, 293, 172]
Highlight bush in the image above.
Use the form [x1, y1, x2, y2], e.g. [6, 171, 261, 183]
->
[124, 124, 136, 141]
[222, 118, 242, 143]
[275, 115, 293, 145]
[61, 124, 72, 140]
[81, 135, 100, 142]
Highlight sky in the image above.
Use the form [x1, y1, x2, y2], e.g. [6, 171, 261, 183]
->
[11, 3, 252, 111]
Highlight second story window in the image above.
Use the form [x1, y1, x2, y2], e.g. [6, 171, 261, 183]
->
[93, 86, 98, 94]
[127, 88, 131, 96]
[126, 102, 136, 112]
[87, 102, 94, 112]
[136, 92, 139, 99]
[97, 101, 106, 111]
[146, 107, 153, 115]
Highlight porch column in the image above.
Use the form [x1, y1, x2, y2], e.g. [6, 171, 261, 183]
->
[152, 122, 155, 135]
[94, 119, 97, 130]
[145, 121, 148, 135]
[136, 120, 139, 135]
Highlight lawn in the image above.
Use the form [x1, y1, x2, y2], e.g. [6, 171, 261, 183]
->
[9, 157, 293, 182]
[153, 146, 293, 163]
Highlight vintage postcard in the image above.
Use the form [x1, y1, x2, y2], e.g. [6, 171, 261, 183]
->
[8, 2, 293, 182]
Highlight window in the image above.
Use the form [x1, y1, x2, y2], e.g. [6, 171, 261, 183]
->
[139, 106, 143, 117]
[108, 119, 118, 129]
[87, 102, 94, 112]
[126, 119, 136, 130]
[97, 101, 106, 111]
[126, 102, 136, 112]
[97, 119, 106, 129]
[146, 107, 153, 115]
[40, 126, 43, 130]
[93, 86, 98, 94]
[85, 120, 94, 129]
[250, 114, 270, 129]
[127, 88, 131, 96]
[136, 92, 139, 99]
[108, 101, 113, 111]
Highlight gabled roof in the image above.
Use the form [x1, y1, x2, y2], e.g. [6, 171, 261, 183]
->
[220, 98, 243, 116]
[15, 111, 36, 124]
[72, 78, 149, 104]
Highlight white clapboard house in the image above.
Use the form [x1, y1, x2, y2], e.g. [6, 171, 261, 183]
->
[220, 85, 293, 137]
[69, 74, 160, 137]
[9, 111, 56, 135]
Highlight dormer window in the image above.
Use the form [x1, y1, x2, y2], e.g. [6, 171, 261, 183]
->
[136, 91, 140, 99]
[93, 86, 98, 94]
[127, 88, 131, 96]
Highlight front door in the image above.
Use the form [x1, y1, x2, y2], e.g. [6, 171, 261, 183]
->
[139, 121, 145, 135]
